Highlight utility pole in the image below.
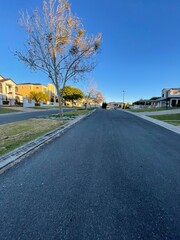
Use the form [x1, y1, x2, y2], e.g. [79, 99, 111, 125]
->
[123, 90, 125, 109]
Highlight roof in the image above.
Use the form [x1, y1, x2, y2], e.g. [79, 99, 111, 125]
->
[0, 78, 16, 84]
[0, 75, 5, 79]
[108, 102, 123, 104]
[155, 97, 166, 101]
[162, 88, 180, 91]
[170, 88, 180, 90]
[17, 83, 43, 85]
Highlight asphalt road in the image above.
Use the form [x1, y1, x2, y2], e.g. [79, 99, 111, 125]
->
[0, 108, 72, 125]
[0, 109, 180, 240]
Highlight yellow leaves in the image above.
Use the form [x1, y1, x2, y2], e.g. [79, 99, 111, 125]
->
[67, 18, 74, 27]
[55, 29, 70, 46]
[59, 35, 69, 44]
[73, 37, 79, 46]
[73, 28, 85, 47]
[64, 1, 70, 10]
[54, 33, 69, 53]
[78, 28, 85, 38]
[67, 16, 79, 28]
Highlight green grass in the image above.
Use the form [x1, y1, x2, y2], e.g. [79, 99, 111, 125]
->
[63, 109, 91, 117]
[48, 109, 91, 119]
[44, 105, 83, 108]
[148, 114, 180, 126]
[28, 106, 52, 110]
[0, 119, 66, 156]
[0, 109, 91, 156]
[28, 106, 84, 110]
[127, 107, 176, 112]
[0, 108, 22, 114]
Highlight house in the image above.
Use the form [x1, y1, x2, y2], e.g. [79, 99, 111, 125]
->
[158, 88, 180, 107]
[16, 83, 55, 100]
[108, 102, 123, 109]
[133, 88, 180, 109]
[0, 75, 18, 105]
[132, 99, 157, 108]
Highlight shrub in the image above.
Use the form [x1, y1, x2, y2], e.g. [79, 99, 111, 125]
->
[15, 102, 23, 107]
[3, 100, 9, 105]
[102, 102, 107, 109]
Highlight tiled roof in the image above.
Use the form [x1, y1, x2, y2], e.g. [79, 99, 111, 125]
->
[17, 83, 43, 85]
[0, 78, 16, 84]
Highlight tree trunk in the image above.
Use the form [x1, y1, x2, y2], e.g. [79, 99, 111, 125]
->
[56, 87, 63, 117]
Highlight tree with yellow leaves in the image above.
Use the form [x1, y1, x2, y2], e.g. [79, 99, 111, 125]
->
[15, 0, 101, 116]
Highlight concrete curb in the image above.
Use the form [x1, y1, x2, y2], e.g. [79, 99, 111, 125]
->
[123, 110, 180, 135]
[0, 109, 96, 173]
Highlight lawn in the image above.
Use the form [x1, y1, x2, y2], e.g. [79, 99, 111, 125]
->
[148, 114, 180, 126]
[63, 109, 91, 117]
[0, 108, 22, 114]
[0, 119, 66, 156]
[0, 109, 92, 156]
[44, 109, 91, 119]
[28, 106, 51, 110]
[127, 107, 179, 112]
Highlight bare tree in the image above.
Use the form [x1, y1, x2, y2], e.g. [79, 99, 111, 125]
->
[15, 0, 101, 116]
[84, 79, 97, 106]
[94, 91, 105, 106]
[85, 79, 104, 107]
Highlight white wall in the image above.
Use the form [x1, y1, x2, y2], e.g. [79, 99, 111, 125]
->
[0, 94, 3, 105]
[23, 98, 35, 107]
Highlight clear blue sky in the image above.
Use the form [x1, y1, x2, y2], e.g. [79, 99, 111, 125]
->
[1, 0, 180, 103]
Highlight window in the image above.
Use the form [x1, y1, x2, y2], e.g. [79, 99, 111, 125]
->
[0, 83, 2, 93]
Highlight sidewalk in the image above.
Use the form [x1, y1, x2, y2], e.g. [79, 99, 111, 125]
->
[124, 109, 180, 135]
[133, 108, 180, 116]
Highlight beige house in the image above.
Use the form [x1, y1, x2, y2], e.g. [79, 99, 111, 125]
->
[17, 83, 55, 99]
[0, 75, 18, 105]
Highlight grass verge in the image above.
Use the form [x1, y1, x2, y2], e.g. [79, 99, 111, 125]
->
[28, 107, 51, 110]
[0, 119, 66, 156]
[63, 109, 91, 117]
[148, 114, 180, 126]
[0, 108, 22, 114]
[0, 109, 92, 156]
[43, 109, 91, 119]
[127, 107, 180, 112]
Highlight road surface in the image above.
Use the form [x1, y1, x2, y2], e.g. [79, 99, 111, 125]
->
[0, 109, 179, 239]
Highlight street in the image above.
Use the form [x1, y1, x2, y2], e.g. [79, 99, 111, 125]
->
[0, 108, 72, 125]
[0, 109, 180, 240]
